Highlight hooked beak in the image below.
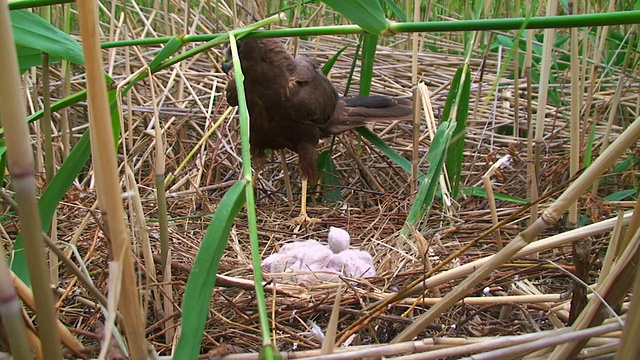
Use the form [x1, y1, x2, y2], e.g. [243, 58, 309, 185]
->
[222, 61, 233, 74]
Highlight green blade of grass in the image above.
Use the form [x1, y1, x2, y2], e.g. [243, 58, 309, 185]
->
[584, 121, 597, 169]
[359, 33, 378, 96]
[357, 127, 415, 175]
[380, 0, 408, 22]
[174, 180, 247, 358]
[22, 90, 88, 127]
[317, 149, 342, 203]
[321, 45, 348, 200]
[16, 44, 62, 74]
[321, 46, 348, 75]
[320, 0, 388, 34]
[227, 31, 277, 356]
[442, 65, 471, 198]
[121, 14, 284, 96]
[463, 187, 529, 204]
[405, 121, 457, 228]
[353, 32, 420, 178]
[604, 190, 638, 201]
[148, 35, 186, 70]
[610, 156, 639, 174]
[126, 36, 187, 89]
[10, 9, 84, 70]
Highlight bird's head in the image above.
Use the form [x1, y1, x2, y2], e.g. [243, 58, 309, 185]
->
[221, 44, 234, 74]
[221, 39, 251, 74]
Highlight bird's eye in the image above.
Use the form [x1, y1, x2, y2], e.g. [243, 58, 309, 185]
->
[223, 46, 231, 59]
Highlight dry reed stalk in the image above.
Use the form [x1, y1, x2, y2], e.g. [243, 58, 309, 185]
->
[598, 211, 626, 285]
[593, 27, 637, 197]
[530, 1, 558, 234]
[615, 224, 640, 359]
[320, 284, 342, 355]
[410, 0, 422, 197]
[406, 199, 632, 297]
[551, 203, 640, 358]
[148, 68, 175, 345]
[568, 2, 583, 228]
[76, 1, 147, 358]
[392, 113, 639, 342]
[0, 1, 63, 358]
[390, 293, 564, 306]
[41, 52, 60, 287]
[60, 4, 72, 159]
[471, 321, 622, 360]
[11, 272, 84, 354]
[0, 238, 31, 358]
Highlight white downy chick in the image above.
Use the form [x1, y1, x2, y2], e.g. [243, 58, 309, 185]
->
[262, 240, 323, 273]
[261, 252, 281, 272]
[276, 239, 334, 271]
[278, 239, 320, 255]
[296, 241, 334, 271]
[333, 249, 376, 278]
[262, 228, 376, 283]
[268, 254, 302, 273]
[328, 226, 350, 253]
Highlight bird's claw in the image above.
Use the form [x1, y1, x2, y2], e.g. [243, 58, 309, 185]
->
[288, 212, 321, 225]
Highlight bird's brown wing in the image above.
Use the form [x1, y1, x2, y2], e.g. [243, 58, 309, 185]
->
[286, 57, 338, 129]
[290, 58, 321, 83]
[277, 57, 337, 183]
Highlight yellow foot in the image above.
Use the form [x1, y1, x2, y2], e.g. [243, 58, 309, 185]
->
[287, 212, 321, 225]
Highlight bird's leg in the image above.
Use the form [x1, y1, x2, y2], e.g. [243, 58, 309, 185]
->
[252, 168, 259, 187]
[299, 178, 311, 220]
[288, 144, 320, 224]
[251, 156, 265, 202]
[289, 178, 320, 224]
[279, 150, 294, 201]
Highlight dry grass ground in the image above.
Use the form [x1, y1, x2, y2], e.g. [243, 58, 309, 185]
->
[2, 6, 639, 358]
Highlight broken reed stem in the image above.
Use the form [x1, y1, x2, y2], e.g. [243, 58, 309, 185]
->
[12, 272, 85, 354]
[552, 198, 640, 358]
[320, 284, 343, 355]
[551, 225, 639, 358]
[463, 320, 622, 360]
[482, 155, 511, 249]
[598, 211, 626, 282]
[403, 212, 632, 296]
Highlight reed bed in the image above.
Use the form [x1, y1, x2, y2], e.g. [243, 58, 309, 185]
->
[1, 1, 639, 359]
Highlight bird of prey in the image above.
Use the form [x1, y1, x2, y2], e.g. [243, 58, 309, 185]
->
[223, 38, 412, 223]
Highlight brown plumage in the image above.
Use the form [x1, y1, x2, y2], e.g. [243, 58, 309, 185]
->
[224, 38, 412, 222]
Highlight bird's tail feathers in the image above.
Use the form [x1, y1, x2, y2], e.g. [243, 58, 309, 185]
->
[323, 96, 413, 135]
